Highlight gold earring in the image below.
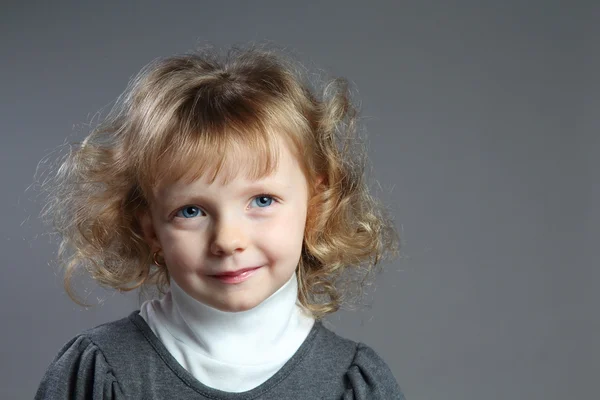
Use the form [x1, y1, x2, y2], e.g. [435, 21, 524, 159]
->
[153, 250, 166, 267]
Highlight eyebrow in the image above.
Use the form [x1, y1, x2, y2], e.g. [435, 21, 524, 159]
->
[160, 180, 292, 207]
[243, 180, 292, 192]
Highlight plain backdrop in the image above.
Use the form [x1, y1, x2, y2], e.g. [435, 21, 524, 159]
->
[1, 1, 598, 399]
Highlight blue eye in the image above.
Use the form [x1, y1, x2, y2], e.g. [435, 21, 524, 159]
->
[251, 195, 274, 208]
[176, 206, 202, 218]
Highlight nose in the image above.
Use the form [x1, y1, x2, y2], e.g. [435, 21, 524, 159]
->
[209, 217, 248, 256]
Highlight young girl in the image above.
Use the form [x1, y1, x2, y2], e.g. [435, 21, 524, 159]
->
[35, 44, 405, 399]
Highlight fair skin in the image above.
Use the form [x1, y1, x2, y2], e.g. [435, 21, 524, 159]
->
[140, 140, 312, 312]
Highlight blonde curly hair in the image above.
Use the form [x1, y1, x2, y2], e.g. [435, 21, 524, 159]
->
[40, 44, 399, 319]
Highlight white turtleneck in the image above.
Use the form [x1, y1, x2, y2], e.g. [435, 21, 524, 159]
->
[138, 273, 315, 393]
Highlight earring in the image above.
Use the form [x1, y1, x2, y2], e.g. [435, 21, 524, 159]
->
[153, 250, 166, 268]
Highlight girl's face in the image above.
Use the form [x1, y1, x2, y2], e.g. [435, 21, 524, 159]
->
[140, 140, 310, 312]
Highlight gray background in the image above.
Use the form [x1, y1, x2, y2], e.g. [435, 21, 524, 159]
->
[1, 1, 597, 399]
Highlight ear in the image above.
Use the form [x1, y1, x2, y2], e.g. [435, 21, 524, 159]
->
[137, 209, 161, 251]
[315, 174, 325, 186]
[312, 174, 327, 195]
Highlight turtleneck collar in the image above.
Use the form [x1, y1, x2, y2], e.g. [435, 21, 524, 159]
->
[165, 272, 310, 365]
[140, 272, 315, 391]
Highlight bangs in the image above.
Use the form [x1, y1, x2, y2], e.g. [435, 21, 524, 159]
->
[134, 97, 306, 199]
[156, 122, 282, 187]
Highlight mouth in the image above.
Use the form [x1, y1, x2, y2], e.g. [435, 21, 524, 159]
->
[210, 266, 263, 284]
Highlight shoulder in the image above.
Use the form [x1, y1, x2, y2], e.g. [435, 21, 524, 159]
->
[35, 312, 142, 400]
[310, 321, 358, 364]
[35, 333, 124, 399]
[311, 323, 406, 399]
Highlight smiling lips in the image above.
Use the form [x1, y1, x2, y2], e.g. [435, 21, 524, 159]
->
[211, 266, 262, 284]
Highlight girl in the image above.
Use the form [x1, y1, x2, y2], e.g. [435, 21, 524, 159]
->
[35, 44, 405, 399]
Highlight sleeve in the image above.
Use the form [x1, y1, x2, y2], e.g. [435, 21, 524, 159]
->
[35, 335, 125, 400]
[343, 343, 406, 400]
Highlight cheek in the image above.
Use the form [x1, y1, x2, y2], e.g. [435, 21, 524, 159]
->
[260, 206, 306, 257]
[159, 229, 207, 264]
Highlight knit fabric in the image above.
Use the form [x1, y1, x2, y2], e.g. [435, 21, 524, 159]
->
[35, 311, 405, 399]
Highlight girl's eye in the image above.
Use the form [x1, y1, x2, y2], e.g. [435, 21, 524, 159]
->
[175, 206, 203, 219]
[250, 195, 274, 208]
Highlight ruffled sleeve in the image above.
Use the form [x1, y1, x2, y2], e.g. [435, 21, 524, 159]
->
[35, 335, 124, 399]
[343, 343, 406, 400]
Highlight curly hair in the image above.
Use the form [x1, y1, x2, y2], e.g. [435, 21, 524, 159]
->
[40, 44, 399, 319]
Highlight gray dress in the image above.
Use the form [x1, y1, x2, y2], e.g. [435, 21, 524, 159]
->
[35, 310, 406, 399]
